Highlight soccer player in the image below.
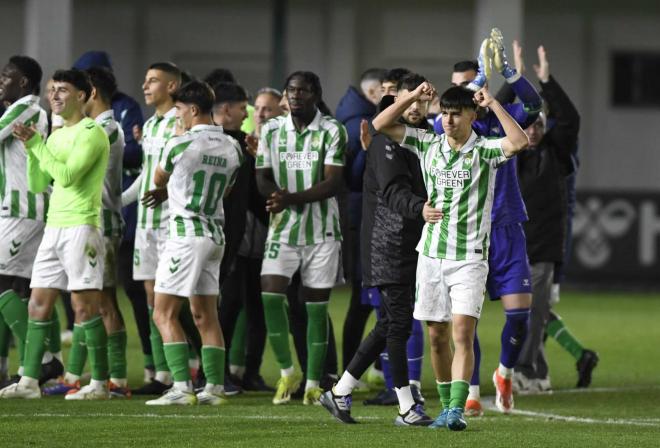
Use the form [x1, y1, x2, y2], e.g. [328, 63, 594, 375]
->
[123, 62, 180, 395]
[144, 80, 242, 405]
[0, 68, 110, 400]
[0, 56, 51, 382]
[438, 30, 543, 415]
[376, 82, 528, 430]
[320, 73, 432, 426]
[44, 66, 130, 397]
[255, 71, 346, 405]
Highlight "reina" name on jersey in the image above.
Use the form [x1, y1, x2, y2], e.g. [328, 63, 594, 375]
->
[201, 155, 227, 167]
[279, 151, 319, 169]
[431, 168, 471, 188]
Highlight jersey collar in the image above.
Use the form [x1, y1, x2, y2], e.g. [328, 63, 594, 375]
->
[95, 109, 115, 123]
[190, 124, 223, 133]
[441, 130, 478, 155]
[284, 109, 322, 133]
[11, 94, 40, 108]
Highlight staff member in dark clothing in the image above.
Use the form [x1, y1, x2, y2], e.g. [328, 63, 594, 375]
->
[320, 74, 432, 426]
[510, 46, 597, 390]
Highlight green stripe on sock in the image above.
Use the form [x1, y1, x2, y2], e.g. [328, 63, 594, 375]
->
[547, 317, 584, 361]
[262, 292, 293, 370]
[108, 330, 127, 379]
[305, 302, 328, 382]
[67, 324, 87, 376]
[83, 316, 108, 381]
[163, 342, 190, 382]
[202, 345, 226, 386]
[449, 380, 470, 409]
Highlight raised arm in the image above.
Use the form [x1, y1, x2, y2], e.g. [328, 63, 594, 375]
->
[475, 88, 529, 157]
[372, 82, 436, 143]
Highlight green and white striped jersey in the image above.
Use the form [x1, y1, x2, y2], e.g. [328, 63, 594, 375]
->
[0, 95, 50, 221]
[400, 126, 507, 261]
[138, 107, 176, 230]
[160, 124, 242, 244]
[255, 110, 346, 246]
[96, 110, 125, 237]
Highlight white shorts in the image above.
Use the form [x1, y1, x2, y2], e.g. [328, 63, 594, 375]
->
[103, 236, 120, 288]
[0, 217, 45, 279]
[260, 240, 342, 289]
[154, 237, 223, 297]
[31, 225, 105, 291]
[133, 227, 168, 281]
[414, 254, 488, 322]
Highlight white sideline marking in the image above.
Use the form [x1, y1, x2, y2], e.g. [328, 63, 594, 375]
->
[482, 398, 660, 428]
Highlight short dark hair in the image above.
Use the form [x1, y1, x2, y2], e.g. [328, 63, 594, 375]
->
[148, 62, 182, 83]
[382, 68, 411, 85]
[204, 68, 236, 88]
[397, 73, 426, 92]
[453, 60, 479, 73]
[85, 66, 117, 103]
[9, 55, 42, 95]
[173, 81, 215, 115]
[284, 71, 323, 99]
[439, 86, 477, 111]
[360, 68, 387, 84]
[213, 82, 248, 105]
[52, 69, 92, 101]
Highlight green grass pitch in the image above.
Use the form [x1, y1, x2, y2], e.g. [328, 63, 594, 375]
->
[1, 288, 659, 447]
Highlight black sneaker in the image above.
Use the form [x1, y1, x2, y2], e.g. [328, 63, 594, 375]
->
[319, 389, 357, 424]
[224, 376, 243, 396]
[394, 404, 433, 427]
[242, 374, 275, 392]
[363, 388, 398, 406]
[131, 379, 171, 395]
[576, 349, 599, 388]
[39, 357, 64, 385]
[410, 384, 425, 407]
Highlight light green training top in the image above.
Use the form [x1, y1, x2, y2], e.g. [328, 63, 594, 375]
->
[25, 117, 109, 228]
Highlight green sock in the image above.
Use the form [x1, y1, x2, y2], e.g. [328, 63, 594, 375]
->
[49, 306, 62, 354]
[547, 317, 584, 361]
[108, 330, 127, 379]
[305, 302, 328, 382]
[229, 309, 247, 368]
[148, 307, 169, 373]
[23, 319, 51, 379]
[0, 317, 9, 358]
[202, 345, 225, 386]
[179, 305, 202, 358]
[144, 353, 154, 369]
[449, 380, 470, 409]
[436, 381, 452, 409]
[67, 324, 87, 376]
[83, 316, 108, 381]
[262, 292, 293, 369]
[0, 290, 28, 364]
[163, 342, 190, 382]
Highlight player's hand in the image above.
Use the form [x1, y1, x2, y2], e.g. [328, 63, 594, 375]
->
[359, 119, 371, 151]
[533, 45, 550, 83]
[412, 82, 436, 102]
[489, 27, 518, 80]
[467, 38, 492, 92]
[512, 40, 525, 75]
[245, 134, 258, 157]
[12, 123, 36, 143]
[133, 125, 143, 143]
[266, 189, 290, 214]
[422, 201, 443, 224]
[473, 87, 495, 108]
[141, 188, 168, 208]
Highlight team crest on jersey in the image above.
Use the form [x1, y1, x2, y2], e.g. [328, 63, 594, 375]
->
[462, 155, 473, 169]
[310, 134, 321, 150]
